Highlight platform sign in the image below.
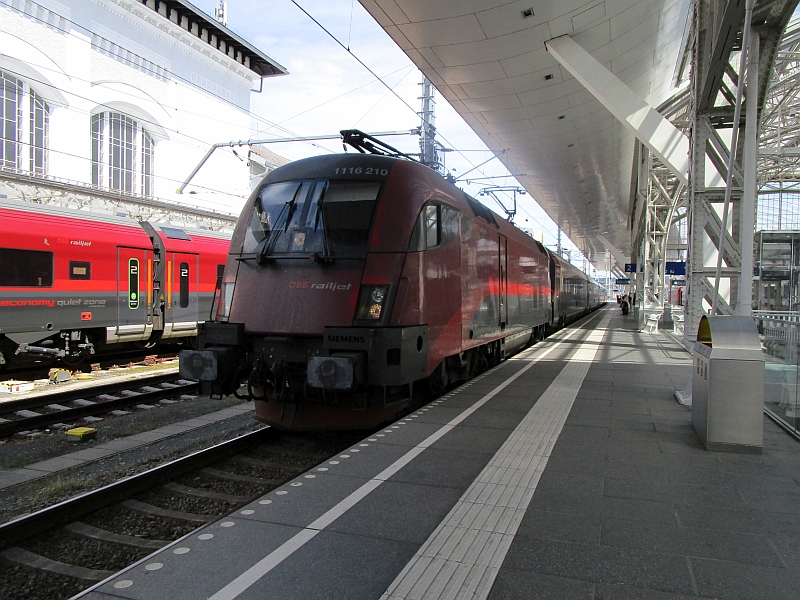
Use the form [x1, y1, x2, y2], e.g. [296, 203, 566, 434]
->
[624, 263, 636, 273]
[615, 278, 631, 285]
[665, 261, 686, 275]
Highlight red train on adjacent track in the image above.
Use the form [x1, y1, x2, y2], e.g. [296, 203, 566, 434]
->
[0, 199, 230, 369]
[181, 153, 603, 430]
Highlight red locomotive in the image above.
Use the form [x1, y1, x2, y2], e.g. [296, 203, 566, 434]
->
[181, 153, 603, 430]
[0, 199, 230, 369]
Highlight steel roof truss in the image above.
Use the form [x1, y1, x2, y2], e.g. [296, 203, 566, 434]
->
[545, 35, 690, 186]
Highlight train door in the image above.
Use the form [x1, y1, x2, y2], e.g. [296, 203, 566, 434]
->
[417, 203, 462, 359]
[166, 252, 199, 337]
[553, 262, 564, 325]
[549, 256, 557, 325]
[499, 235, 507, 330]
[113, 246, 153, 343]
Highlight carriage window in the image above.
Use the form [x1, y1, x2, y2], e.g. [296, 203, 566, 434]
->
[0, 248, 53, 287]
[425, 204, 439, 248]
[179, 262, 189, 308]
[69, 261, 91, 280]
[441, 206, 459, 245]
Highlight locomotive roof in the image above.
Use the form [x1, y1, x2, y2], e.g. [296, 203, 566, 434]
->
[259, 153, 552, 251]
[261, 153, 399, 183]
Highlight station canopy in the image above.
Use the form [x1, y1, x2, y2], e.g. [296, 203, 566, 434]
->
[358, 0, 691, 265]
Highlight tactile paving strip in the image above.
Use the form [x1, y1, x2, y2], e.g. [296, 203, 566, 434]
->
[381, 311, 612, 600]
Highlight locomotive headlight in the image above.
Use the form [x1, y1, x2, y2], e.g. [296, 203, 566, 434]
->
[220, 282, 235, 321]
[356, 285, 389, 321]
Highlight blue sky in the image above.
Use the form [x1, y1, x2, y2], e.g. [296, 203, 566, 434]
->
[194, 0, 592, 272]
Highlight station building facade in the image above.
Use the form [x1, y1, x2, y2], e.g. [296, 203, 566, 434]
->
[0, 0, 286, 221]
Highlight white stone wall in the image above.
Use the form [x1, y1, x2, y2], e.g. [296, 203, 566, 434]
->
[0, 0, 264, 215]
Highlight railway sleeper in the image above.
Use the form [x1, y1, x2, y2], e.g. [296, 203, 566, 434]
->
[229, 455, 304, 471]
[63, 522, 166, 550]
[121, 499, 213, 524]
[256, 447, 330, 461]
[201, 466, 279, 485]
[0, 546, 113, 583]
[161, 482, 250, 504]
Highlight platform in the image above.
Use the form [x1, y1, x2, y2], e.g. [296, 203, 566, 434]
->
[76, 306, 800, 600]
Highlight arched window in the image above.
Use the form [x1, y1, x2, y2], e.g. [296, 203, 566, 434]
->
[0, 70, 49, 175]
[91, 112, 154, 196]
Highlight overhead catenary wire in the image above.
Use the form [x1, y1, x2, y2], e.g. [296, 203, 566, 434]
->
[7, 0, 397, 158]
[12, 0, 500, 193]
[0, 68, 252, 204]
[3, 143, 249, 208]
[288, 1, 589, 264]
[288, 1, 496, 173]
[351, 66, 417, 129]
[12, 0, 591, 265]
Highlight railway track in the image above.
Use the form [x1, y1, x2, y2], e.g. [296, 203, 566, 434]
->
[0, 374, 198, 438]
[0, 350, 181, 382]
[0, 427, 367, 599]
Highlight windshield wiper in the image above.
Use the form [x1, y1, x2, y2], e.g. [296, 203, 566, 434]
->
[315, 189, 334, 262]
[252, 202, 289, 264]
[255, 201, 291, 264]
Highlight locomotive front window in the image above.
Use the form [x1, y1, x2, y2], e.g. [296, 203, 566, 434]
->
[243, 181, 304, 253]
[322, 181, 380, 255]
[245, 179, 380, 258]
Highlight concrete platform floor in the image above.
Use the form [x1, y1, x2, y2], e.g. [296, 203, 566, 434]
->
[489, 310, 800, 600]
[76, 307, 800, 600]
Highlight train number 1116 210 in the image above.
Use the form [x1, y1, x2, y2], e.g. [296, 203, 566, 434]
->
[333, 166, 389, 176]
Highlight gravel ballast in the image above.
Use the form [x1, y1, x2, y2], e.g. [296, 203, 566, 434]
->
[23, 532, 151, 571]
[0, 409, 262, 524]
[0, 563, 84, 600]
[82, 505, 196, 541]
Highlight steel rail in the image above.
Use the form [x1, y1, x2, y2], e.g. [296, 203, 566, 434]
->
[0, 373, 180, 414]
[0, 428, 270, 549]
[0, 375, 197, 437]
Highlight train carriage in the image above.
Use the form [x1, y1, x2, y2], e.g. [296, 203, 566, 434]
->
[0, 199, 230, 368]
[181, 153, 603, 430]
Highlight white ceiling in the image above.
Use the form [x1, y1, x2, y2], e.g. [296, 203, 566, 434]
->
[358, 0, 691, 265]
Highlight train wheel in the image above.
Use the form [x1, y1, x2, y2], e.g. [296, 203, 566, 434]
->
[61, 352, 87, 369]
[428, 362, 448, 398]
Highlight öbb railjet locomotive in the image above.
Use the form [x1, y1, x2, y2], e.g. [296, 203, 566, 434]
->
[0, 199, 230, 369]
[180, 154, 603, 430]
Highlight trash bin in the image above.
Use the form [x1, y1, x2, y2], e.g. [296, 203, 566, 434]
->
[692, 315, 764, 453]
